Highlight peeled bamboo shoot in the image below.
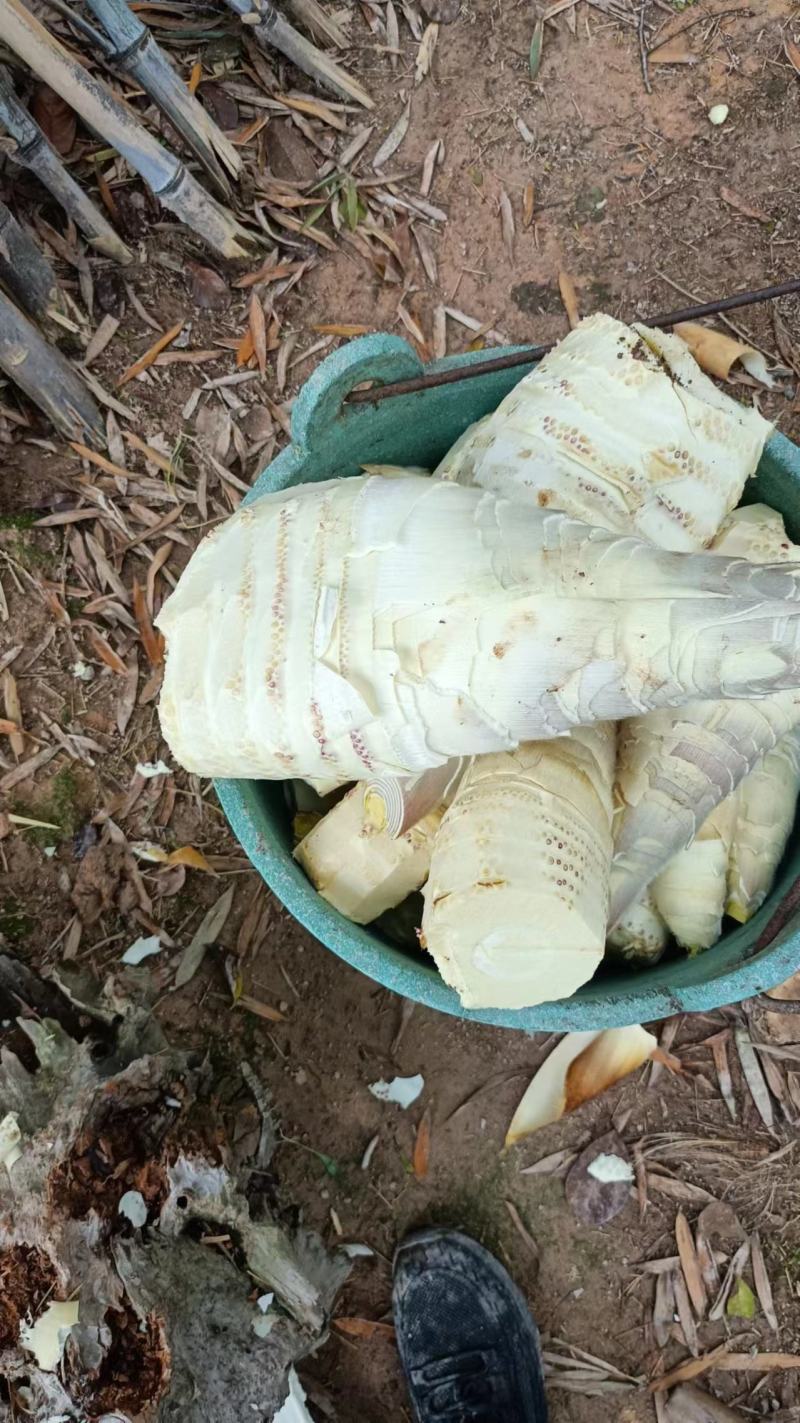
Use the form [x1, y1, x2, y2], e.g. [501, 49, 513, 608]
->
[433, 314, 770, 551]
[157, 474, 800, 783]
[653, 792, 739, 952]
[606, 889, 667, 965]
[727, 730, 800, 922]
[421, 727, 615, 1008]
[294, 783, 442, 922]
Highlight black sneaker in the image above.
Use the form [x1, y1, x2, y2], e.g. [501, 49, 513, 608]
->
[393, 1228, 548, 1422]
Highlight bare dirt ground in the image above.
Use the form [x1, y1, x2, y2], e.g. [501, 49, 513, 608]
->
[4, 1, 800, 1419]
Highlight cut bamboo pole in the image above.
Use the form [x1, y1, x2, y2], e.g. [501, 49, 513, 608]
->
[0, 198, 59, 317]
[0, 0, 253, 258]
[0, 287, 103, 444]
[225, 0, 374, 108]
[0, 66, 133, 264]
[83, 0, 242, 199]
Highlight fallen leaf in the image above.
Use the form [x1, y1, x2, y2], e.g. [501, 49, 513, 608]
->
[785, 35, 800, 74]
[415, 22, 438, 83]
[529, 16, 545, 78]
[197, 80, 239, 131]
[734, 1027, 775, 1130]
[412, 1106, 431, 1180]
[664, 1383, 744, 1422]
[312, 324, 371, 337]
[133, 580, 165, 667]
[648, 35, 695, 64]
[499, 188, 515, 257]
[558, 271, 581, 328]
[715, 1352, 800, 1372]
[523, 181, 535, 228]
[249, 292, 267, 375]
[369, 1074, 424, 1109]
[372, 100, 411, 170]
[236, 993, 286, 1023]
[707, 1031, 737, 1122]
[674, 1267, 700, 1357]
[676, 1210, 707, 1319]
[167, 846, 216, 875]
[333, 1317, 396, 1340]
[650, 1345, 731, 1393]
[647, 1175, 716, 1206]
[3, 670, 24, 757]
[674, 322, 776, 390]
[751, 1232, 778, 1332]
[30, 82, 76, 154]
[653, 1270, 675, 1349]
[520, 1147, 577, 1177]
[174, 884, 235, 988]
[505, 1200, 540, 1262]
[565, 1131, 632, 1226]
[710, 1241, 750, 1322]
[118, 320, 184, 387]
[506, 1027, 658, 1147]
[720, 187, 770, 223]
[726, 1277, 755, 1320]
[86, 627, 127, 675]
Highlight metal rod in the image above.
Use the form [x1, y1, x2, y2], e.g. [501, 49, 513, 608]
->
[347, 276, 800, 405]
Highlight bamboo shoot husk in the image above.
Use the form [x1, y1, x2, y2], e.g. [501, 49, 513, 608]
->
[0, 286, 103, 443]
[294, 783, 442, 922]
[0, 0, 252, 257]
[84, 0, 242, 198]
[0, 65, 133, 264]
[157, 474, 800, 783]
[421, 727, 615, 1008]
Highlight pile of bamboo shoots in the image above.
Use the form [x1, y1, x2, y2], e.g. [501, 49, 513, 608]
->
[157, 314, 800, 1010]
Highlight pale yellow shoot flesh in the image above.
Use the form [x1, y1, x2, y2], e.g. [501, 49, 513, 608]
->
[606, 888, 667, 965]
[727, 731, 800, 922]
[421, 726, 615, 1009]
[653, 792, 739, 952]
[294, 784, 442, 924]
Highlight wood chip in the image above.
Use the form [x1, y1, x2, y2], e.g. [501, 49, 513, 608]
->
[676, 1210, 707, 1319]
[118, 319, 184, 387]
[558, 270, 580, 328]
[735, 1028, 774, 1131]
[750, 1232, 778, 1332]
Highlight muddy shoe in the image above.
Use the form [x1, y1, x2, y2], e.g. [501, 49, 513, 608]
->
[393, 1227, 548, 1422]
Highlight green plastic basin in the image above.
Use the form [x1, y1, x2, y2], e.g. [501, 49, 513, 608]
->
[215, 333, 800, 1030]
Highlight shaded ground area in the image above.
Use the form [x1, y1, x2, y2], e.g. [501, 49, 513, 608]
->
[4, 1, 800, 1419]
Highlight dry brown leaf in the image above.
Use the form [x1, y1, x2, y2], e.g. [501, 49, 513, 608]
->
[3, 670, 24, 758]
[750, 1232, 778, 1332]
[333, 1318, 396, 1340]
[499, 188, 515, 257]
[86, 627, 127, 675]
[673, 322, 774, 388]
[236, 993, 286, 1024]
[31, 81, 76, 154]
[647, 1175, 715, 1206]
[650, 1345, 730, 1393]
[313, 324, 371, 337]
[118, 320, 184, 387]
[133, 580, 165, 668]
[505, 1200, 540, 1262]
[167, 846, 217, 875]
[558, 271, 580, 329]
[523, 180, 535, 228]
[664, 1383, 744, 1422]
[648, 35, 695, 65]
[249, 292, 268, 375]
[69, 441, 130, 482]
[785, 35, 800, 73]
[673, 1267, 700, 1357]
[188, 262, 231, 310]
[676, 1211, 707, 1320]
[720, 187, 769, 223]
[735, 1028, 774, 1130]
[653, 1270, 675, 1349]
[413, 1105, 431, 1180]
[415, 22, 439, 83]
[707, 1031, 737, 1122]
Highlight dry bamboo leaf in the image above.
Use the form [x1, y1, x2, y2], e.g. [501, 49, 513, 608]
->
[249, 292, 268, 375]
[647, 1176, 715, 1207]
[133, 579, 165, 668]
[673, 322, 775, 389]
[676, 1210, 707, 1319]
[715, 1352, 800, 1371]
[558, 271, 580, 328]
[633, 1140, 648, 1221]
[505, 1200, 540, 1263]
[695, 1221, 721, 1298]
[85, 313, 120, 366]
[735, 1028, 774, 1131]
[117, 655, 138, 737]
[168, 846, 217, 875]
[784, 35, 800, 73]
[86, 626, 127, 675]
[648, 35, 695, 64]
[432, 303, 447, 359]
[118, 319, 184, 386]
[720, 187, 769, 223]
[499, 188, 515, 257]
[520, 1147, 577, 1177]
[334, 1317, 396, 1340]
[420, 137, 440, 196]
[707, 1031, 736, 1122]
[372, 99, 411, 169]
[506, 1028, 657, 1146]
[523, 180, 535, 228]
[415, 21, 438, 82]
[31, 80, 76, 154]
[236, 993, 286, 1023]
[653, 1270, 675, 1348]
[673, 1267, 700, 1357]
[750, 1232, 778, 1332]
[665, 1382, 745, 1422]
[3, 670, 23, 757]
[710, 1241, 750, 1322]
[412, 1105, 431, 1180]
[174, 883, 235, 987]
[313, 323, 371, 337]
[650, 1345, 730, 1392]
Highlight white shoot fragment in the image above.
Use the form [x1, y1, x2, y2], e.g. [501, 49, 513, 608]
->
[121, 935, 163, 966]
[0, 1112, 22, 1172]
[369, 1074, 424, 1109]
[19, 1300, 80, 1371]
[71, 660, 93, 681]
[118, 1190, 148, 1227]
[340, 1243, 375, 1259]
[274, 1368, 315, 1423]
[135, 759, 171, 778]
[257, 1293, 274, 1312]
[360, 1134, 379, 1170]
[708, 103, 729, 125]
[587, 1153, 634, 1184]
[252, 1314, 274, 1339]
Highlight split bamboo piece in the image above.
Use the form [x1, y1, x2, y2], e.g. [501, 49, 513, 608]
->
[0, 287, 103, 443]
[0, 198, 59, 317]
